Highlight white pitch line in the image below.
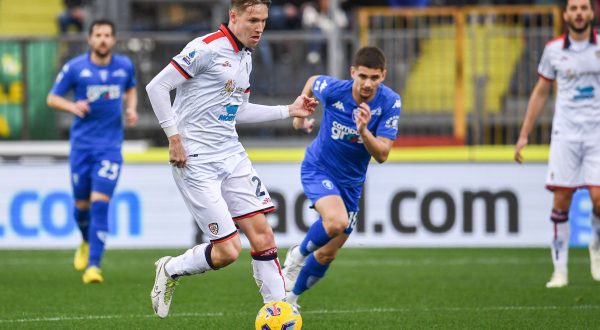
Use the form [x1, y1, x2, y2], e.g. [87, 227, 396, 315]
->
[1, 305, 598, 324]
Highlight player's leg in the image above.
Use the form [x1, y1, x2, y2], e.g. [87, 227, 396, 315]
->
[69, 150, 93, 271]
[547, 188, 574, 288]
[221, 152, 284, 303]
[583, 139, 600, 281]
[588, 187, 600, 281]
[83, 150, 123, 283]
[237, 214, 286, 303]
[286, 232, 349, 307]
[545, 139, 579, 288]
[151, 160, 241, 318]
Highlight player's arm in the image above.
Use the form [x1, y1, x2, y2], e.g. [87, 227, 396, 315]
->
[356, 102, 393, 163]
[145, 63, 188, 168]
[293, 75, 319, 132]
[236, 96, 318, 124]
[46, 94, 90, 118]
[124, 87, 138, 127]
[514, 77, 552, 164]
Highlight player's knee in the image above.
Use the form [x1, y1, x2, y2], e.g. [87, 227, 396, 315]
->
[324, 215, 349, 236]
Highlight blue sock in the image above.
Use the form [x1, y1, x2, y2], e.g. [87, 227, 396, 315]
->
[299, 218, 331, 256]
[88, 200, 109, 268]
[292, 253, 329, 295]
[74, 208, 90, 242]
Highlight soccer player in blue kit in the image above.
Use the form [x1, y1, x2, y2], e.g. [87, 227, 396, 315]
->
[47, 19, 138, 284]
[282, 46, 401, 307]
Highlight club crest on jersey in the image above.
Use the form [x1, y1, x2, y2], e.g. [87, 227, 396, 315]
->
[322, 180, 334, 190]
[222, 61, 232, 67]
[99, 70, 108, 82]
[208, 222, 219, 235]
[220, 79, 236, 96]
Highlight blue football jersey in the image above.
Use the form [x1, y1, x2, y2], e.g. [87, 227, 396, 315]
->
[50, 53, 136, 150]
[303, 76, 401, 185]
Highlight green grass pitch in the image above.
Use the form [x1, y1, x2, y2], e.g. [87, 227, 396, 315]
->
[1, 248, 599, 329]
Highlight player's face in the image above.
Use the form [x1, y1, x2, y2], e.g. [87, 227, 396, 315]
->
[564, 0, 594, 34]
[88, 24, 116, 58]
[229, 4, 269, 48]
[351, 66, 386, 102]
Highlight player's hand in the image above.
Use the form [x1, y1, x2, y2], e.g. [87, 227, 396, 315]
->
[71, 100, 90, 118]
[514, 136, 528, 164]
[355, 103, 371, 134]
[293, 117, 315, 133]
[168, 135, 187, 168]
[125, 108, 138, 127]
[288, 95, 318, 118]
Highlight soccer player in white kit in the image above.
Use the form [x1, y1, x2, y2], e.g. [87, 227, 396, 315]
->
[145, 0, 317, 318]
[515, 0, 600, 288]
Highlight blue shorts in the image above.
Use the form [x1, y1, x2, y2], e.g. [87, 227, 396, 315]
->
[301, 162, 363, 234]
[69, 148, 123, 200]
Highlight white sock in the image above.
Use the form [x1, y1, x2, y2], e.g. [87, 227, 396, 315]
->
[591, 212, 600, 246]
[291, 245, 307, 263]
[550, 222, 569, 274]
[166, 243, 213, 277]
[252, 248, 286, 302]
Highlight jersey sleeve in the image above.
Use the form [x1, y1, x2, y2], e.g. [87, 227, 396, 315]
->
[311, 75, 336, 104]
[171, 42, 212, 79]
[49, 62, 75, 96]
[537, 44, 555, 81]
[375, 95, 401, 140]
[125, 57, 137, 90]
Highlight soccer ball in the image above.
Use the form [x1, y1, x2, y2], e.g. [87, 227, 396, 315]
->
[255, 301, 302, 330]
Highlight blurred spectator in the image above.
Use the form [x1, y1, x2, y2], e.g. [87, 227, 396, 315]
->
[58, 0, 86, 34]
[302, 0, 349, 64]
[387, 0, 429, 6]
[269, 0, 307, 30]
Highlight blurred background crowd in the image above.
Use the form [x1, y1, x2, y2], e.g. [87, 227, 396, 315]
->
[1, 0, 599, 153]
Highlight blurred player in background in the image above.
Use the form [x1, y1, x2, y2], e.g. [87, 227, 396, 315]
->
[515, 0, 600, 288]
[47, 19, 138, 284]
[145, 0, 317, 318]
[282, 46, 401, 308]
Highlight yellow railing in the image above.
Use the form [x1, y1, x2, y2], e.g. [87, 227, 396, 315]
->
[358, 5, 561, 144]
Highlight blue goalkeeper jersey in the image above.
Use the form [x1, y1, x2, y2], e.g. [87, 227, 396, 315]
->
[304, 76, 401, 185]
[50, 52, 136, 150]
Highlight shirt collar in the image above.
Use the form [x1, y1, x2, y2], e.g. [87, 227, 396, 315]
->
[563, 28, 598, 49]
[219, 23, 252, 53]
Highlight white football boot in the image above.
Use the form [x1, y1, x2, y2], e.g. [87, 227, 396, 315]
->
[546, 270, 568, 288]
[282, 245, 305, 292]
[151, 256, 179, 318]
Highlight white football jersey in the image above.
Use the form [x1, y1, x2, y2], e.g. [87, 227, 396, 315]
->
[538, 30, 600, 141]
[170, 24, 253, 162]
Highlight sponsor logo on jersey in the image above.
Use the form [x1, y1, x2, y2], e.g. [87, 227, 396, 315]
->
[573, 85, 594, 100]
[393, 99, 402, 109]
[262, 197, 271, 205]
[222, 61, 232, 67]
[79, 68, 92, 78]
[322, 180, 334, 190]
[332, 101, 345, 112]
[99, 70, 108, 82]
[112, 69, 127, 77]
[218, 104, 238, 121]
[87, 85, 121, 102]
[331, 120, 363, 144]
[385, 115, 399, 129]
[208, 222, 219, 235]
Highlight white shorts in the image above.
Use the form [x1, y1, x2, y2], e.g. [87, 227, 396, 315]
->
[546, 138, 600, 190]
[172, 152, 275, 242]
